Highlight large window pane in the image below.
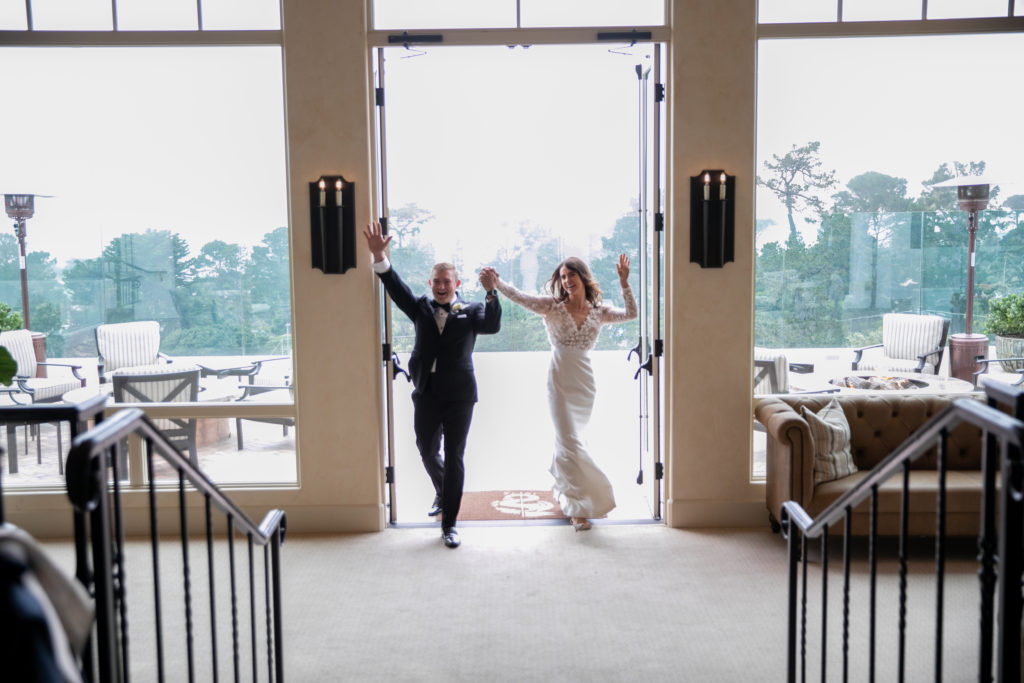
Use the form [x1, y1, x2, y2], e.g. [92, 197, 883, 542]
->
[755, 33, 1024, 364]
[0, 45, 293, 487]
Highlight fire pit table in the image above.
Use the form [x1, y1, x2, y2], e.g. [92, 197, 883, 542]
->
[827, 373, 975, 394]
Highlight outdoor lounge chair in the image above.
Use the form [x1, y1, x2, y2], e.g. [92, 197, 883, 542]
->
[0, 328, 86, 472]
[234, 356, 293, 450]
[95, 320, 172, 383]
[851, 313, 950, 375]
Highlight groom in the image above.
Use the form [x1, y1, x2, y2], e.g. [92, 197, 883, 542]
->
[363, 221, 501, 548]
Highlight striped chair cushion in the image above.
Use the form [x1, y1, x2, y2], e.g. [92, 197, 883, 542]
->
[97, 321, 162, 374]
[0, 329, 38, 377]
[753, 347, 789, 394]
[883, 314, 946, 368]
[801, 397, 857, 484]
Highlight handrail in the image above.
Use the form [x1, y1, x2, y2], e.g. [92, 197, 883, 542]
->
[65, 407, 286, 545]
[782, 397, 1024, 539]
[0, 393, 108, 424]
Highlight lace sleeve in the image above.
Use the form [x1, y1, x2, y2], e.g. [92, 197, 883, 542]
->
[495, 279, 556, 316]
[597, 283, 638, 323]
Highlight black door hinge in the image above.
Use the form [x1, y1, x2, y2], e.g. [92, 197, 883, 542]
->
[375, 87, 385, 107]
[382, 343, 391, 363]
[654, 339, 664, 357]
[654, 212, 664, 232]
[385, 466, 394, 484]
[655, 83, 665, 102]
[655, 462, 664, 480]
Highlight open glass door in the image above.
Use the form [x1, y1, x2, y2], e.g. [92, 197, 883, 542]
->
[373, 42, 664, 524]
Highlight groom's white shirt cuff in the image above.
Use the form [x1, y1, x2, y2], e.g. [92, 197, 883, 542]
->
[371, 256, 391, 274]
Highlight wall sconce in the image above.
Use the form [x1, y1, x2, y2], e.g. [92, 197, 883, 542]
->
[309, 175, 355, 274]
[689, 170, 734, 268]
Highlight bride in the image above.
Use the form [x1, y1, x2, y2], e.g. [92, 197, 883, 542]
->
[481, 255, 637, 531]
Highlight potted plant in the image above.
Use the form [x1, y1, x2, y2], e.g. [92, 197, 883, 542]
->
[985, 293, 1024, 372]
[0, 301, 21, 385]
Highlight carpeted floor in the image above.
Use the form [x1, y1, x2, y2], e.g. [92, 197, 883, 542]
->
[39, 524, 984, 682]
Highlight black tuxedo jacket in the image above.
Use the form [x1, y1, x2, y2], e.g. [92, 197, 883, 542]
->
[378, 266, 501, 403]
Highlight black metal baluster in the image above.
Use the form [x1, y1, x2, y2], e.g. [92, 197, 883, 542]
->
[271, 526, 284, 683]
[784, 512, 799, 683]
[206, 496, 219, 683]
[110, 441, 130, 680]
[91, 445, 119, 683]
[801, 530, 808, 683]
[843, 510, 851, 683]
[249, 534, 258, 683]
[179, 470, 195, 683]
[264, 546, 274, 682]
[228, 516, 240, 683]
[978, 426, 998, 683]
[148, 439, 166, 683]
[997, 438, 1024, 682]
[935, 429, 948, 682]
[898, 462, 909, 683]
[821, 526, 829, 683]
[869, 487, 878, 683]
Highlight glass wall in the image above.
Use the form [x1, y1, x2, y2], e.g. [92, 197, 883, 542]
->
[755, 33, 1024, 352]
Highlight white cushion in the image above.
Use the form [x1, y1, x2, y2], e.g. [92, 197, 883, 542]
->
[0, 329, 38, 377]
[882, 314, 946, 368]
[97, 321, 162, 374]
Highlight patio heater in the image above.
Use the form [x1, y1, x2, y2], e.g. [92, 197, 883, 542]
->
[3, 193, 37, 330]
[935, 177, 991, 382]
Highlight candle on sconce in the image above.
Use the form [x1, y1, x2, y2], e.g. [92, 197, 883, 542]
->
[703, 173, 710, 201]
[335, 179, 343, 206]
[719, 173, 727, 201]
[318, 179, 326, 207]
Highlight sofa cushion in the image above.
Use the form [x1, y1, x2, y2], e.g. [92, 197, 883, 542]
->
[802, 397, 857, 484]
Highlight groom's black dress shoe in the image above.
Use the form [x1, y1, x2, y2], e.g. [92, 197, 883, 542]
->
[427, 495, 442, 517]
[442, 528, 461, 548]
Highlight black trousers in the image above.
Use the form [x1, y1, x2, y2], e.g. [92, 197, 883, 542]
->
[412, 384, 475, 531]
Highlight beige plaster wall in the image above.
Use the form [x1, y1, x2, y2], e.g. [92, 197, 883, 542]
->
[663, 0, 763, 527]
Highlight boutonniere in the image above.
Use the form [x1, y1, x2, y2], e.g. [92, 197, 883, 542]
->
[451, 302, 466, 314]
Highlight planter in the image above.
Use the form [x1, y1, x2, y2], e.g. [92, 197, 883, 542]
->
[995, 334, 1024, 372]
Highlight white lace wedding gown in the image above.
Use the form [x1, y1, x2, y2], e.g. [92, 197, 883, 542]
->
[495, 279, 638, 519]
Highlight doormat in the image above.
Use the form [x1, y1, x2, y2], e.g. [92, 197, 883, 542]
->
[458, 490, 565, 521]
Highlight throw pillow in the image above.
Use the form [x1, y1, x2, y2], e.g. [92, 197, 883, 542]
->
[801, 397, 858, 484]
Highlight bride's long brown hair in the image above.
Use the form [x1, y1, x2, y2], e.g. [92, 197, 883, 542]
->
[546, 256, 602, 305]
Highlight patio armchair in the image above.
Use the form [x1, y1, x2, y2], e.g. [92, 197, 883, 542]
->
[753, 347, 816, 395]
[95, 320, 172, 383]
[851, 313, 950, 375]
[971, 355, 1024, 389]
[112, 365, 201, 465]
[0, 328, 86, 471]
[234, 356, 293, 450]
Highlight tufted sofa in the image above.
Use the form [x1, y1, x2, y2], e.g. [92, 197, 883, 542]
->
[754, 392, 985, 536]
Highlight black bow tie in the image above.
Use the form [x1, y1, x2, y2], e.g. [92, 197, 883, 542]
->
[431, 300, 451, 313]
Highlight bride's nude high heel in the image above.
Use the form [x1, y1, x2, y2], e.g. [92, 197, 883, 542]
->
[571, 517, 592, 531]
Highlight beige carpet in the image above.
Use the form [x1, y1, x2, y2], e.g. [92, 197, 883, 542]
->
[39, 525, 982, 682]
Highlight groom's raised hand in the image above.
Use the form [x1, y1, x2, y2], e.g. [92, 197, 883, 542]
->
[362, 221, 392, 263]
[479, 267, 499, 291]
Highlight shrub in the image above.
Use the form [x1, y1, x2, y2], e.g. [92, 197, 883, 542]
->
[985, 293, 1024, 337]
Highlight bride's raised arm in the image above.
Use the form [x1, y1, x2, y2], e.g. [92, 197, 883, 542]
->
[481, 268, 554, 316]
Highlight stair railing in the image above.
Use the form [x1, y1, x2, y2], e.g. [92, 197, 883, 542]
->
[65, 407, 286, 683]
[779, 387, 1024, 682]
